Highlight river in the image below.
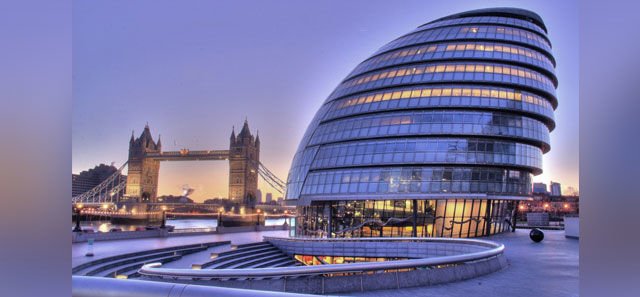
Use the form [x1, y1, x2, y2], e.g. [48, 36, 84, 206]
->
[74, 218, 295, 233]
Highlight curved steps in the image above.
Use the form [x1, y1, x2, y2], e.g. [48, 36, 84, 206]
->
[72, 241, 230, 278]
[200, 241, 299, 271]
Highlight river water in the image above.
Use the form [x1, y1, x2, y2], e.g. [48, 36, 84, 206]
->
[75, 218, 295, 233]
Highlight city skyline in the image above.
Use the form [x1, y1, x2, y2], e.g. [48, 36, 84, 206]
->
[72, 0, 578, 202]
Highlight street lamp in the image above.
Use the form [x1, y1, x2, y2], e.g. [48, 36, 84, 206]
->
[256, 209, 262, 226]
[73, 203, 84, 232]
[160, 206, 167, 229]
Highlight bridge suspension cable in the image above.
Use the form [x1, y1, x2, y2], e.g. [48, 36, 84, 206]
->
[72, 161, 128, 205]
[252, 160, 287, 195]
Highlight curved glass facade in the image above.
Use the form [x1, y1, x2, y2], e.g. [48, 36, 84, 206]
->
[286, 8, 557, 238]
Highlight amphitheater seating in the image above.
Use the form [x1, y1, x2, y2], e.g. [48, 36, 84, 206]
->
[201, 241, 300, 269]
[73, 240, 300, 280]
[72, 241, 229, 278]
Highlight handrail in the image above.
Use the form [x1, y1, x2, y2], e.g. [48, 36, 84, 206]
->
[72, 161, 128, 203]
[72, 276, 316, 297]
[138, 237, 504, 279]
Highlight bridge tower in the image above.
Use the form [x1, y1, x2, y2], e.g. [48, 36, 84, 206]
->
[125, 124, 161, 203]
[228, 120, 260, 208]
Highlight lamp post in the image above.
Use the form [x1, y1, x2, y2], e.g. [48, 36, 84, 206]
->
[160, 206, 167, 229]
[256, 209, 261, 226]
[73, 204, 83, 232]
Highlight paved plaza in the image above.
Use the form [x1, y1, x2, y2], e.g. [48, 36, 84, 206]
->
[72, 229, 578, 297]
[353, 229, 579, 297]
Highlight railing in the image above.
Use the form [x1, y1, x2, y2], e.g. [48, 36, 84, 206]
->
[138, 237, 504, 279]
[72, 276, 316, 297]
[72, 161, 128, 204]
[171, 227, 217, 233]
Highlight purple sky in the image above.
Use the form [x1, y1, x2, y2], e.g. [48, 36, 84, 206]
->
[73, 0, 579, 202]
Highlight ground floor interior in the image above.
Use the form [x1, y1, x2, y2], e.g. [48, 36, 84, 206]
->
[295, 198, 518, 238]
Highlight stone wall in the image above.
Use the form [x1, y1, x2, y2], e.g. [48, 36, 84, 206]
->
[170, 254, 507, 294]
[266, 237, 488, 258]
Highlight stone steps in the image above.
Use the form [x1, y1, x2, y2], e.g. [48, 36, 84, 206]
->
[99, 254, 182, 278]
[72, 241, 229, 278]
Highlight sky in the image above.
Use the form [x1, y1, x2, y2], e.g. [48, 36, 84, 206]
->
[72, 0, 579, 202]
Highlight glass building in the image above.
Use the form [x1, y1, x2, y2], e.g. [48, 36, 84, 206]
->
[286, 8, 557, 238]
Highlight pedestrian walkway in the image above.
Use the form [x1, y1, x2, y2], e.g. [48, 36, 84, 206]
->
[72, 230, 288, 268]
[352, 229, 579, 297]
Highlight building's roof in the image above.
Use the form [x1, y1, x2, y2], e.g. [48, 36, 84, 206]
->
[426, 7, 547, 32]
[238, 120, 252, 139]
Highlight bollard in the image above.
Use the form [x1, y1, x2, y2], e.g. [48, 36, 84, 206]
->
[86, 238, 95, 257]
[529, 228, 544, 243]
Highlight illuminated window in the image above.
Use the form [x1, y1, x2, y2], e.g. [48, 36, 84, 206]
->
[514, 92, 522, 101]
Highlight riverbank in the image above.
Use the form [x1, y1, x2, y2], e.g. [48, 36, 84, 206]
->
[72, 223, 291, 243]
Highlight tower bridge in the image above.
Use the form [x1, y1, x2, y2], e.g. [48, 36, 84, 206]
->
[126, 120, 260, 206]
[72, 119, 286, 212]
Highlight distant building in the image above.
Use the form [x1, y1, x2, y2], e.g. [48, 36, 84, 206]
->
[532, 182, 548, 194]
[550, 182, 562, 196]
[72, 163, 126, 197]
[157, 195, 194, 204]
[277, 196, 283, 205]
[256, 189, 263, 203]
[517, 194, 579, 221]
[266, 193, 273, 204]
[565, 186, 579, 196]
